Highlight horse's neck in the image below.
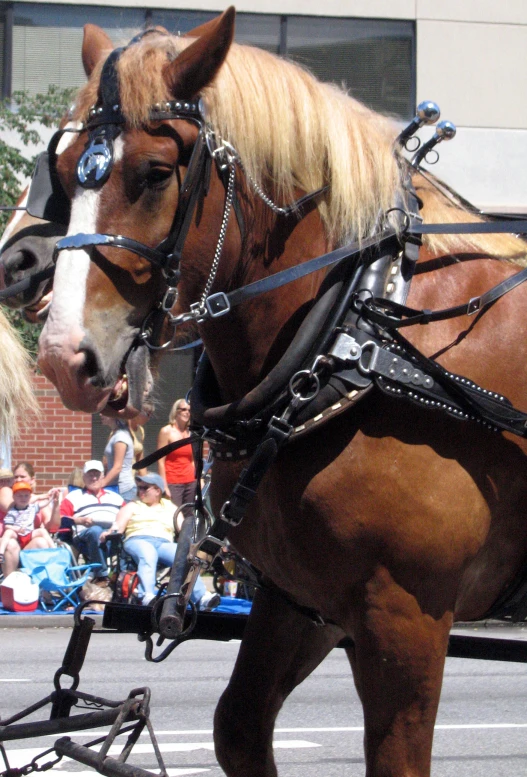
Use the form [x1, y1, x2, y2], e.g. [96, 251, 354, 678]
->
[200, 196, 332, 404]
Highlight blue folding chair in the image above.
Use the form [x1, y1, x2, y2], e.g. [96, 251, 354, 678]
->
[19, 547, 101, 611]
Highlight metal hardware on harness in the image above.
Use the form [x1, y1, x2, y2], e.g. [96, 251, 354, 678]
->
[195, 162, 236, 316]
[358, 342, 434, 388]
[161, 286, 178, 312]
[289, 369, 321, 403]
[329, 332, 363, 362]
[77, 139, 113, 187]
[395, 100, 441, 149]
[411, 120, 457, 167]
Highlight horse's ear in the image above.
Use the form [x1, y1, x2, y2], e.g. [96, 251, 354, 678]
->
[163, 6, 235, 99]
[82, 24, 114, 77]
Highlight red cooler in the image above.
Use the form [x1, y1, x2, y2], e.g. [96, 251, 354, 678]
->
[1, 571, 39, 611]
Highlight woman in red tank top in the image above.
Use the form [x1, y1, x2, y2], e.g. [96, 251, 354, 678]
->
[157, 399, 196, 533]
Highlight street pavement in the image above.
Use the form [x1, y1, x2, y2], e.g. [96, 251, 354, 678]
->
[1, 621, 527, 776]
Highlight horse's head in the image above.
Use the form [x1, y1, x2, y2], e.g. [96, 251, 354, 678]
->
[0, 28, 113, 321]
[0, 195, 60, 319]
[38, 10, 236, 414]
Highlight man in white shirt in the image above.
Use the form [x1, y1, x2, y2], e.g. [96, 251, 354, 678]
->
[59, 460, 124, 583]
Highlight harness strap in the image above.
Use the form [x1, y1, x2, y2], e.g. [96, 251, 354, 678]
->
[199, 415, 293, 556]
[360, 265, 527, 328]
[386, 329, 527, 436]
[181, 230, 399, 324]
[0, 266, 54, 302]
[53, 233, 171, 269]
[409, 220, 527, 235]
[134, 434, 202, 470]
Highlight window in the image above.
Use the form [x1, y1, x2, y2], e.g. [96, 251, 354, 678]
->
[9, 5, 414, 119]
[12, 4, 145, 95]
[285, 16, 414, 119]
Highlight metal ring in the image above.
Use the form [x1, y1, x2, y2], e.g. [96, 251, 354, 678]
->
[424, 149, 440, 165]
[404, 136, 420, 153]
[357, 341, 378, 375]
[53, 667, 80, 692]
[289, 369, 320, 402]
[385, 207, 410, 233]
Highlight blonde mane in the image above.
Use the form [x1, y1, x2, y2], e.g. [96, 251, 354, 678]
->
[0, 308, 37, 441]
[74, 31, 527, 264]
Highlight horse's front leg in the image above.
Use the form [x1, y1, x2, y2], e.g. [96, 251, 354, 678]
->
[347, 565, 453, 777]
[214, 585, 344, 777]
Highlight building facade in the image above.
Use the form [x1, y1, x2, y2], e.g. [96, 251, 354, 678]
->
[0, 0, 525, 211]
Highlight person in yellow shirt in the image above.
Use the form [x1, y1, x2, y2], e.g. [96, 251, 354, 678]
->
[100, 472, 219, 610]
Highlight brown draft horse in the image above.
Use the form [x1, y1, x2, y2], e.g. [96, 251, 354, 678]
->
[37, 8, 527, 776]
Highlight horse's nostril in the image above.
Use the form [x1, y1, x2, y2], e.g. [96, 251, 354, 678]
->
[3, 250, 37, 282]
[80, 345, 104, 385]
[11, 249, 36, 271]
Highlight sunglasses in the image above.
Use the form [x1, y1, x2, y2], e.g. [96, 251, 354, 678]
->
[136, 483, 152, 492]
[177, 407, 190, 412]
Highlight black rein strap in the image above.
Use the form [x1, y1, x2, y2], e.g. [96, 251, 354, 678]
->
[134, 434, 201, 470]
[361, 264, 527, 329]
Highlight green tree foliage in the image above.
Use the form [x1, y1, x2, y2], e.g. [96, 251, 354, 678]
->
[0, 85, 76, 358]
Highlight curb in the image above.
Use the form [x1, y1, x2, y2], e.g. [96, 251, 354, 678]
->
[0, 613, 104, 628]
[0, 614, 525, 631]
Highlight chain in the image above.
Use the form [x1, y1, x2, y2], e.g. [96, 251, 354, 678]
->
[2, 747, 64, 777]
[234, 154, 294, 215]
[193, 162, 236, 316]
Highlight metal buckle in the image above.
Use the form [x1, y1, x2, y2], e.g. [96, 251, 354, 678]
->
[205, 291, 231, 318]
[467, 296, 481, 315]
[161, 286, 178, 312]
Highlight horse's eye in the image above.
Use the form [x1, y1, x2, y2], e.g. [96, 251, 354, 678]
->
[146, 164, 174, 188]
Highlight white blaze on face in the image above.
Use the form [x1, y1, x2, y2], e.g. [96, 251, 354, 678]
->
[0, 189, 29, 251]
[43, 135, 125, 340]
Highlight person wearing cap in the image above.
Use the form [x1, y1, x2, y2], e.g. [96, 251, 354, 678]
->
[0, 481, 60, 568]
[100, 471, 220, 610]
[59, 460, 125, 584]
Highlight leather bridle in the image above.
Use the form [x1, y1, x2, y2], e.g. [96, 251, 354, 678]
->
[47, 35, 328, 352]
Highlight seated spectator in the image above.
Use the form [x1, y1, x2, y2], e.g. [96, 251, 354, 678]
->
[0, 482, 61, 575]
[11, 462, 60, 530]
[100, 472, 220, 610]
[59, 460, 124, 585]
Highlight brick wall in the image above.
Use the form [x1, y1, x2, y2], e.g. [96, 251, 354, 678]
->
[10, 372, 92, 492]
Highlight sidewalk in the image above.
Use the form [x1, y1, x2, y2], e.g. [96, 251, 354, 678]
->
[0, 573, 224, 628]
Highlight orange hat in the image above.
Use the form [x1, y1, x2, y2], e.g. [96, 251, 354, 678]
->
[12, 481, 32, 493]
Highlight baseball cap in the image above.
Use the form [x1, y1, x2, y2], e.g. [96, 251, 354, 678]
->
[135, 472, 166, 492]
[83, 460, 105, 474]
[12, 481, 32, 493]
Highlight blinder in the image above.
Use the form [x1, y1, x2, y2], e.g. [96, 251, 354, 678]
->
[26, 129, 73, 225]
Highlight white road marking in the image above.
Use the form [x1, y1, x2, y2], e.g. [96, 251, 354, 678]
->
[55, 772, 208, 777]
[0, 678, 32, 682]
[42, 723, 527, 738]
[3, 740, 320, 769]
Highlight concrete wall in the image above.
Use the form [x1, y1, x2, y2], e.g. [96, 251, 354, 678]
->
[415, 2, 527, 210]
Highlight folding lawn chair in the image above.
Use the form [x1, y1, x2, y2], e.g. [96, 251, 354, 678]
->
[19, 546, 101, 612]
